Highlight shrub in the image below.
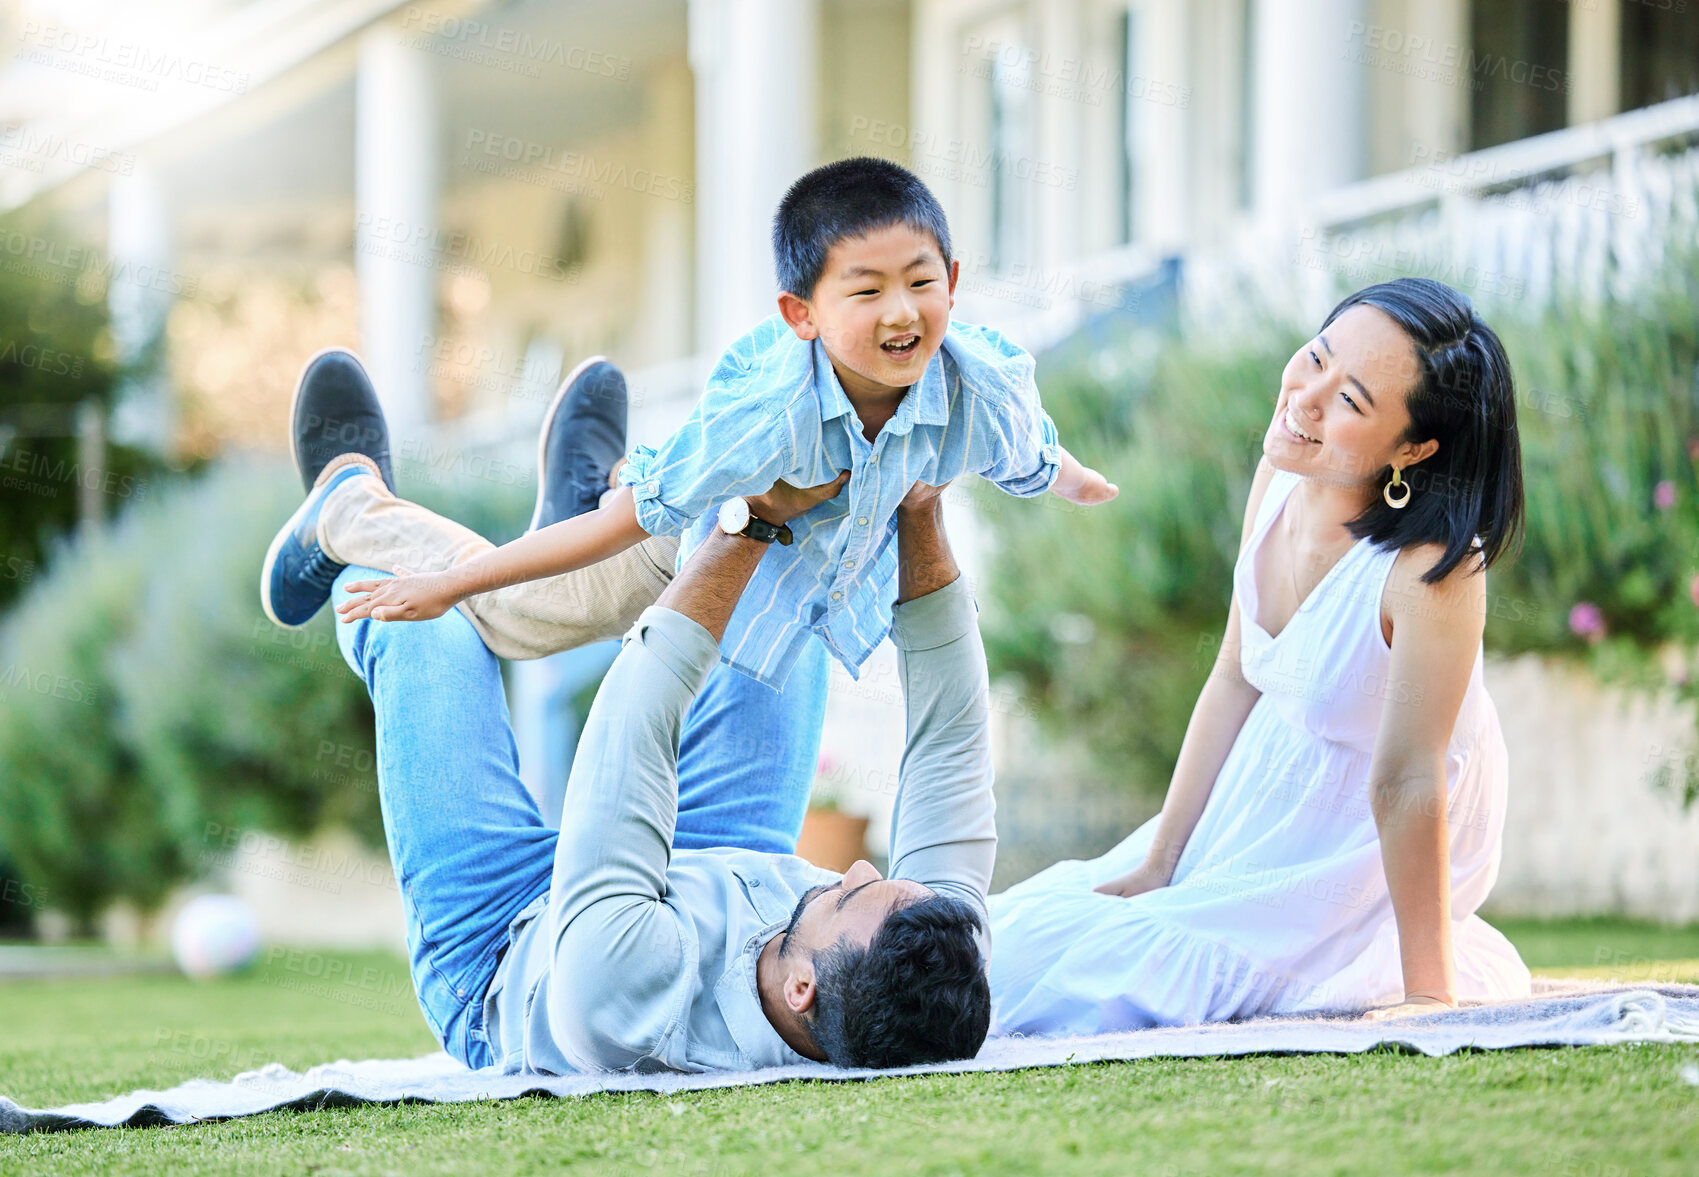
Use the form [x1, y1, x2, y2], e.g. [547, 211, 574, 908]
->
[0, 457, 531, 927]
[0, 207, 159, 613]
[982, 331, 1301, 800]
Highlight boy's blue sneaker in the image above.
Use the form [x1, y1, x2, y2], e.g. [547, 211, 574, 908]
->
[260, 458, 380, 628]
[530, 355, 628, 531]
[291, 348, 395, 493]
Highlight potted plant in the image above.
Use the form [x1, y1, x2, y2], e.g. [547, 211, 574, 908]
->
[794, 753, 869, 872]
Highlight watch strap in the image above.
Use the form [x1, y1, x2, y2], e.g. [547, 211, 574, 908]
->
[742, 515, 790, 544]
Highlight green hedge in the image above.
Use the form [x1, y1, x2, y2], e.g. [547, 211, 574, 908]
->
[0, 458, 532, 927]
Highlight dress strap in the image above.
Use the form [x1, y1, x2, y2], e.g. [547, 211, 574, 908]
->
[1248, 468, 1301, 548]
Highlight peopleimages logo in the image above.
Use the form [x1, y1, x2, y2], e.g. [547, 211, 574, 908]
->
[0, 338, 85, 378]
[0, 126, 136, 175]
[461, 131, 694, 204]
[0, 663, 98, 705]
[354, 214, 578, 283]
[17, 21, 250, 93]
[399, 7, 631, 80]
[0, 230, 199, 297]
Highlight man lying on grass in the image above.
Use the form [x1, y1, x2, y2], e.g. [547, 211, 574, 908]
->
[261, 375, 993, 1072]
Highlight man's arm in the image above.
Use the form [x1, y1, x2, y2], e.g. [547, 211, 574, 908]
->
[552, 469, 852, 915]
[648, 468, 852, 641]
[884, 485, 997, 918]
[543, 472, 850, 1068]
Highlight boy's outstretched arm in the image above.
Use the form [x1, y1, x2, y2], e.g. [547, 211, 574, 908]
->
[337, 473, 852, 624]
[337, 487, 651, 623]
[1049, 446, 1119, 505]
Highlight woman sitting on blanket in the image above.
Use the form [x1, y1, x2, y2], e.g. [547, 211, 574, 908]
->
[989, 277, 1533, 1033]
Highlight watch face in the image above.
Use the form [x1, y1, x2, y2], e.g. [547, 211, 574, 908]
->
[719, 497, 750, 534]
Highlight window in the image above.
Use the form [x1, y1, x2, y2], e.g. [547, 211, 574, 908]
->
[989, 42, 1032, 273]
[1468, 0, 1570, 151]
[1621, 3, 1699, 112]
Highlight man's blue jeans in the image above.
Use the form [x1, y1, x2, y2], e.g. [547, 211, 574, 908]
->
[331, 566, 829, 1067]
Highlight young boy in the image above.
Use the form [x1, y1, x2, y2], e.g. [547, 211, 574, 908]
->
[336, 156, 1116, 691]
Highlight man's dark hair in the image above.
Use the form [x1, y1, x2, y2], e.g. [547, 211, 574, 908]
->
[772, 156, 953, 299]
[807, 894, 990, 1068]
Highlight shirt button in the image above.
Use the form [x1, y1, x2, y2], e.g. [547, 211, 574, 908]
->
[832, 591, 843, 601]
[856, 516, 869, 526]
[868, 454, 878, 465]
[843, 559, 856, 570]
[749, 879, 760, 887]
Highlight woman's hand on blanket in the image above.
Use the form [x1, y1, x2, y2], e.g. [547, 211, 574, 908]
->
[1364, 994, 1457, 1021]
[336, 569, 463, 624]
[1092, 859, 1171, 899]
[747, 470, 851, 524]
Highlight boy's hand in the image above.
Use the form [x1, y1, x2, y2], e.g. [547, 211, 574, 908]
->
[336, 569, 465, 624]
[1049, 446, 1119, 506]
[746, 470, 850, 524]
[1052, 463, 1119, 505]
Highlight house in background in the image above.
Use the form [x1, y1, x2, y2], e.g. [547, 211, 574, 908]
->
[3, 0, 1697, 940]
[7, 0, 1697, 440]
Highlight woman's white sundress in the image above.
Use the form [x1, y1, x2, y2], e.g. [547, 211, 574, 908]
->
[987, 469, 1532, 1035]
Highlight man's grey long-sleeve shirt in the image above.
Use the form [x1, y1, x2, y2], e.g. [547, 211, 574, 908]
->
[481, 574, 997, 1074]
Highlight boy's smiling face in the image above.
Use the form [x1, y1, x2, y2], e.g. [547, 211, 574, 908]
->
[777, 222, 959, 403]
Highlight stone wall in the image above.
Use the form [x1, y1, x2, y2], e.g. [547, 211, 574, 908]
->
[1485, 655, 1699, 924]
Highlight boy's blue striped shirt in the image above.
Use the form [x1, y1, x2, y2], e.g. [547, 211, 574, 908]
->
[619, 314, 1061, 687]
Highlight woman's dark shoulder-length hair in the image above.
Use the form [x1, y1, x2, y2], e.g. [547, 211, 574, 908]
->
[1322, 277, 1524, 585]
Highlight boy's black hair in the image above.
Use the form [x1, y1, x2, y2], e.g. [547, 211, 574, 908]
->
[807, 894, 990, 1069]
[773, 156, 954, 299]
[1327, 277, 1525, 584]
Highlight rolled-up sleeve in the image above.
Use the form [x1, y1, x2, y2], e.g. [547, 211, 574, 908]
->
[618, 328, 802, 536]
[544, 607, 720, 1069]
[885, 575, 997, 926]
[981, 405, 1061, 498]
[948, 323, 1062, 498]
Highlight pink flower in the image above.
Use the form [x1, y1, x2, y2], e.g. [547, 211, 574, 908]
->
[1654, 480, 1677, 510]
[815, 751, 840, 779]
[1568, 602, 1605, 640]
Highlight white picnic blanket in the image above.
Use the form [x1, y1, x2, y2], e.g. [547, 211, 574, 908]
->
[5, 980, 1696, 1133]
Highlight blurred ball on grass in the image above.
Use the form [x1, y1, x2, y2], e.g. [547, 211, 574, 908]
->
[170, 894, 261, 978]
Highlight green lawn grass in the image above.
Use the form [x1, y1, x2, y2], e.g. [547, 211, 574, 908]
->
[2, 917, 1696, 1176]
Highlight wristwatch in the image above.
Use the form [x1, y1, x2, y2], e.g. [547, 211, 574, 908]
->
[717, 497, 793, 545]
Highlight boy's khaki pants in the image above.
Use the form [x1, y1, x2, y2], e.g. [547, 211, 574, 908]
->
[317, 474, 680, 660]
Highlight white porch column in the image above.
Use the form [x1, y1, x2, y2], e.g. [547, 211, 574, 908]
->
[1568, 0, 1621, 127]
[1250, 0, 1367, 220]
[107, 163, 174, 454]
[688, 0, 818, 357]
[355, 28, 438, 433]
[1399, 0, 1469, 169]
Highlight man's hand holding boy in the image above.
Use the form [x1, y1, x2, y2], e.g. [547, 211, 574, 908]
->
[745, 470, 851, 524]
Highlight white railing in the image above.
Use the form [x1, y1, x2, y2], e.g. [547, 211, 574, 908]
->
[1190, 92, 1699, 338]
[957, 92, 1699, 354]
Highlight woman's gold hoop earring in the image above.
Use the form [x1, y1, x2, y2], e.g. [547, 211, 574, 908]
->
[1384, 468, 1411, 509]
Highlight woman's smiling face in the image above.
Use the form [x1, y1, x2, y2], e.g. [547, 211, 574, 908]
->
[1263, 303, 1429, 488]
